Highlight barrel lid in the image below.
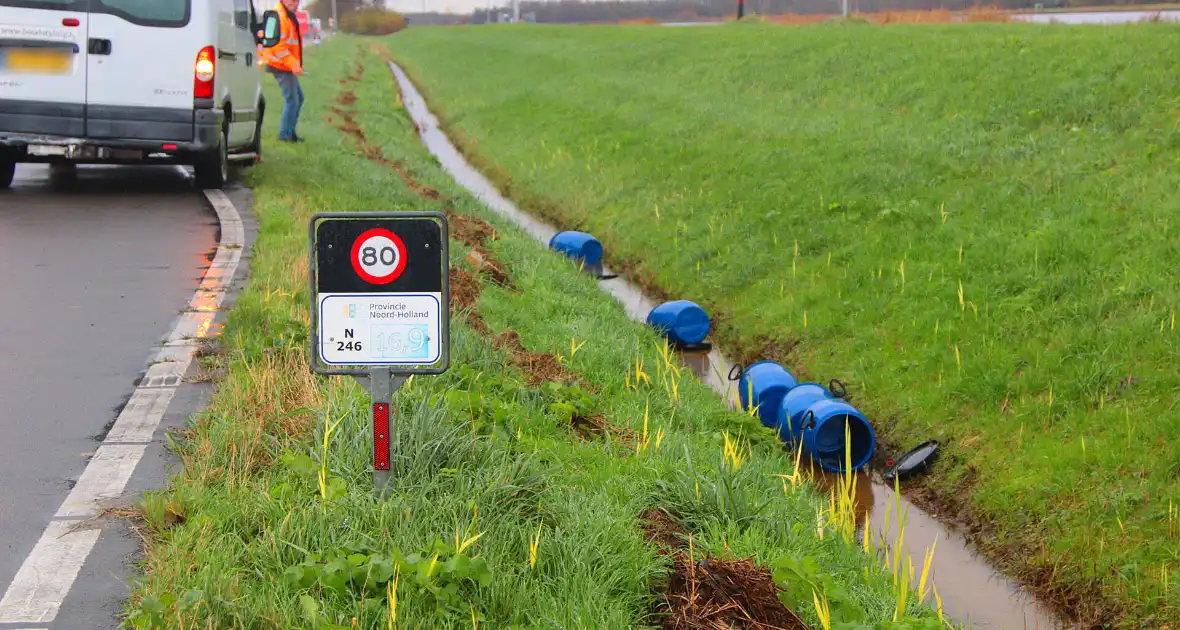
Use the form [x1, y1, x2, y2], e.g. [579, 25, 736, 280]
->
[882, 440, 939, 483]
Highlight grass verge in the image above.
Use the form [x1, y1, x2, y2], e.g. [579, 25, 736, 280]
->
[122, 38, 942, 629]
[384, 23, 1180, 627]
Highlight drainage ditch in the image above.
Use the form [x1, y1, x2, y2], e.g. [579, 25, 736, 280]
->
[387, 60, 1067, 630]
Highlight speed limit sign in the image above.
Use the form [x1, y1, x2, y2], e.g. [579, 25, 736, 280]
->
[351, 228, 408, 284]
[309, 212, 450, 376]
[310, 212, 450, 494]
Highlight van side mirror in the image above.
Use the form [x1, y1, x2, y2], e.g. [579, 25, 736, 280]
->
[255, 11, 281, 47]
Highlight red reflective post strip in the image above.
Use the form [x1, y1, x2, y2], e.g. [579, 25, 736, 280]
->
[373, 403, 390, 470]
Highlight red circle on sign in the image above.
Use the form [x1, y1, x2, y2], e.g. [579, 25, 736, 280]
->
[350, 228, 408, 285]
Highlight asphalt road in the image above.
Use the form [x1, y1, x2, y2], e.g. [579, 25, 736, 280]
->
[0, 164, 219, 626]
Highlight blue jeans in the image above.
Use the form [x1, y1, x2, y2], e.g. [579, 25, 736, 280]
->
[271, 69, 304, 140]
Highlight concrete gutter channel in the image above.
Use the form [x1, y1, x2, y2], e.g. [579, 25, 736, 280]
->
[387, 61, 1070, 630]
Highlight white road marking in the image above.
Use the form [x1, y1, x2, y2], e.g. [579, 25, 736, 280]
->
[0, 188, 244, 625]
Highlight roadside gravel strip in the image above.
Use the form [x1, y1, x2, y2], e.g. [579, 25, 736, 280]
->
[0, 188, 245, 628]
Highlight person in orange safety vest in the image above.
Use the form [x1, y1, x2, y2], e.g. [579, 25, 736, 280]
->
[259, 0, 305, 142]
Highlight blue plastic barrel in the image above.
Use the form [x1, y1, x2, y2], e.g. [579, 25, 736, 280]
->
[778, 383, 836, 444]
[800, 399, 875, 472]
[548, 231, 603, 274]
[736, 360, 774, 411]
[736, 361, 797, 428]
[647, 301, 711, 346]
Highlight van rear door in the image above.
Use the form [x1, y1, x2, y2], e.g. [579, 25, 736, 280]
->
[84, 0, 198, 142]
[0, 0, 89, 138]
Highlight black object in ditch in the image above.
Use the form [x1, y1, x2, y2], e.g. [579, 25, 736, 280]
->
[882, 440, 939, 483]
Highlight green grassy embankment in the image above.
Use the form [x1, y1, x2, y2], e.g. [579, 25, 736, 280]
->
[385, 23, 1180, 626]
[121, 39, 938, 629]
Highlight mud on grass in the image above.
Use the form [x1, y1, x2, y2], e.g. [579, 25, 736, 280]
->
[493, 330, 578, 386]
[450, 271, 569, 387]
[446, 206, 499, 247]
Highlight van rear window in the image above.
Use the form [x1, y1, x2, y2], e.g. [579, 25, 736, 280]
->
[0, 0, 84, 9]
[95, 0, 190, 27]
[0, 0, 191, 27]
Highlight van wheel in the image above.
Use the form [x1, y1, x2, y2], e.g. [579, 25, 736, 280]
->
[0, 162, 13, 190]
[194, 126, 229, 189]
[0, 151, 15, 190]
[246, 104, 264, 165]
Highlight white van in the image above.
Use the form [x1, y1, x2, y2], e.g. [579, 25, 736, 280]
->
[0, 0, 283, 189]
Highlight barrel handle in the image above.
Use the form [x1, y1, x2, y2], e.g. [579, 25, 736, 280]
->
[727, 364, 744, 382]
[800, 410, 817, 431]
[828, 379, 847, 399]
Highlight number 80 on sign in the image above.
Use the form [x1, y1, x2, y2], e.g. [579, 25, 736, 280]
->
[351, 228, 408, 285]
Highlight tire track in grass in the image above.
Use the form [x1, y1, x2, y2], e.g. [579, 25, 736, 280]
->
[328, 54, 638, 442]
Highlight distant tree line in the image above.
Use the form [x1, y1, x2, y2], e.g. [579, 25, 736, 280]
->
[461, 0, 1147, 24]
[303, 0, 409, 33]
[305, 0, 390, 23]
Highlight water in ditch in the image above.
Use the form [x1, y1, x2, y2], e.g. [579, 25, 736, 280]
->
[388, 61, 1068, 630]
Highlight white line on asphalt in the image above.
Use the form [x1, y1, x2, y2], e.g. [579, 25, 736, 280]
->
[0, 188, 244, 625]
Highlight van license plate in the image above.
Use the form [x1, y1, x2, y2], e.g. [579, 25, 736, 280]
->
[1, 48, 72, 74]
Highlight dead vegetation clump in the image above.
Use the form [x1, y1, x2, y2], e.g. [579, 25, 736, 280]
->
[466, 247, 514, 289]
[762, 12, 833, 24]
[639, 511, 808, 630]
[641, 508, 689, 551]
[961, 5, 1010, 22]
[180, 347, 323, 483]
[760, 6, 1009, 23]
[570, 413, 639, 443]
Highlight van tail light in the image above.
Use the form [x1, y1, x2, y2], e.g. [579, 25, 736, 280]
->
[194, 46, 215, 99]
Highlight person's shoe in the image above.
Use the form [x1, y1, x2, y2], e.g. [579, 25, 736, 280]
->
[291, 134, 306, 143]
[278, 135, 305, 143]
